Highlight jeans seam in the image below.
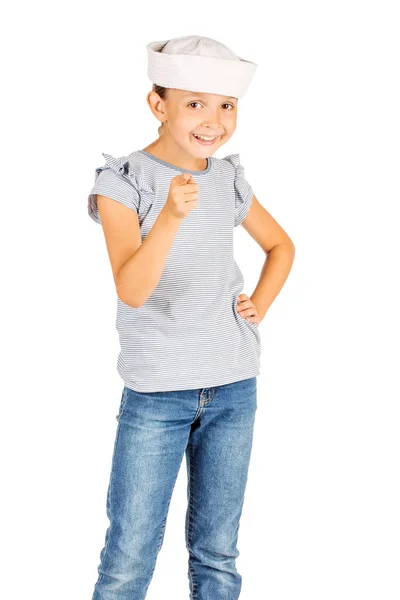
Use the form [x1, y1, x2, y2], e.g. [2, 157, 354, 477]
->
[156, 480, 176, 553]
[203, 387, 215, 405]
[186, 441, 198, 599]
[143, 498, 172, 596]
[116, 387, 128, 422]
[92, 419, 123, 596]
[144, 457, 188, 595]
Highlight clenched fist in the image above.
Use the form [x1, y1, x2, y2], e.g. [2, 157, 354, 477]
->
[164, 172, 199, 220]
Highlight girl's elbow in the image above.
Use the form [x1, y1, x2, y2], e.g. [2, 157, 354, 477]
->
[117, 288, 144, 309]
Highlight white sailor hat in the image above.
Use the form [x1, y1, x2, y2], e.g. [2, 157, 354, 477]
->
[147, 35, 257, 99]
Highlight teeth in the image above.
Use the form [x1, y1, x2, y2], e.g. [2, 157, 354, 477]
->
[193, 134, 218, 141]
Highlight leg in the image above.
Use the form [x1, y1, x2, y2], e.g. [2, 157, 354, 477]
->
[92, 386, 193, 600]
[185, 377, 258, 599]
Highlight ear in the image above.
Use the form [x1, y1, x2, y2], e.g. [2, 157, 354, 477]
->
[146, 90, 167, 125]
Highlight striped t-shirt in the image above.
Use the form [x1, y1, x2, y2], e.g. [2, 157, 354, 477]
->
[88, 149, 261, 392]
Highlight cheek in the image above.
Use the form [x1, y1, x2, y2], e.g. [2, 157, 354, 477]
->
[167, 122, 197, 149]
[169, 114, 197, 134]
[224, 113, 237, 130]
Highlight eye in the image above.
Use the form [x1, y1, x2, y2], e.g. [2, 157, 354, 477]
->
[188, 102, 235, 110]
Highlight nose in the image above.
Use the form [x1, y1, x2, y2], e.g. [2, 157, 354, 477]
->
[200, 122, 224, 135]
[200, 109, 226, 133]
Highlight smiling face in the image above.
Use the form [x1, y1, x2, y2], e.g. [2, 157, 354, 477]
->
[147, 87, 238, 159]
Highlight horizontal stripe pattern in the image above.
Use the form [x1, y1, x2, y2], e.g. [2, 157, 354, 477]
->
[88, 149, 261, 392]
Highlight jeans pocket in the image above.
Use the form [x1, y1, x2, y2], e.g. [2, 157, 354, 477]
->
[116, 387, 129, 422]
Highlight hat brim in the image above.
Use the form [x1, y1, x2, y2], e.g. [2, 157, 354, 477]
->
[147, 40, 257, 98]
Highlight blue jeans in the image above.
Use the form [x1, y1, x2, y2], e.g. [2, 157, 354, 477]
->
[92, 376, 258, 599]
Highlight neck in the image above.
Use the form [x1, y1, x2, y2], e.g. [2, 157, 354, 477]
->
[142, 137, 209, 172]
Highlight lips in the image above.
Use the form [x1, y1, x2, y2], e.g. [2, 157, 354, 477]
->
[191, 133, 220, 145]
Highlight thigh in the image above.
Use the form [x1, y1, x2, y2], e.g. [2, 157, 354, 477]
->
[103, 386, 198, 565]
[186, 377, 258, 534]
[93, 386, 198, 595]
[112, 387, 195, 528]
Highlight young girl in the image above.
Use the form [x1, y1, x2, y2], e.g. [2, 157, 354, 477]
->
[88, 35, 295, 600]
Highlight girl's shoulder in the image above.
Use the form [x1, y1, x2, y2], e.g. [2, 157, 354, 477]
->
[97, 150, 155, 194]
[218, 153, 246, 175]
[88, 151, 155, 225]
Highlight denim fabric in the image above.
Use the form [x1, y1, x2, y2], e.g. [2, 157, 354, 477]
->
[92, 376, 257, 599]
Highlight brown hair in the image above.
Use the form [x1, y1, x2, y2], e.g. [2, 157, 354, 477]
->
[152, 83, 168, 136]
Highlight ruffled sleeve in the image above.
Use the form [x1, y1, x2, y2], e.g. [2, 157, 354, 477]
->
[88, 153, 153, 225]
[222, 153, 254, 227]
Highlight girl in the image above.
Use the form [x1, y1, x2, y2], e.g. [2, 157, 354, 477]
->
[88, 35, 295, 600]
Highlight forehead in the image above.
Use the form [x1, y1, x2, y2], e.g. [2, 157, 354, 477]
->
[173, 89, 237, 101]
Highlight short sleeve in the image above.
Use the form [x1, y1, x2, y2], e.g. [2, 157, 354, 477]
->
[88, 153, 140, 225]
[222, 153, 254, 227]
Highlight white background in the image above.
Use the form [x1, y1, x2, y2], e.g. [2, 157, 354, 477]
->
[2, 1, 399, 598]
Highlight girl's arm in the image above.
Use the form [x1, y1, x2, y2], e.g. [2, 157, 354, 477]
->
[97, 171, 197, 308]
[98, 195, 182, 308]
[116, 205, 182, 308]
